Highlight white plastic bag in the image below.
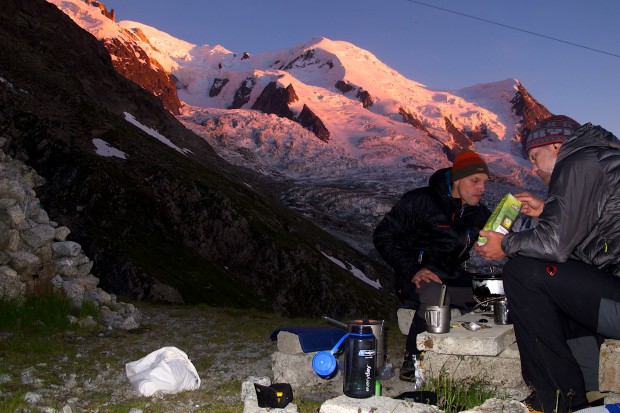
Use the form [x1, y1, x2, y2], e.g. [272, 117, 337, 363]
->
[125, 346, 201, 396]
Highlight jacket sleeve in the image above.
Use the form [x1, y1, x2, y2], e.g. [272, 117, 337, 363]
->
[373, 192, 424, 283]
[502, 153, 608, 261]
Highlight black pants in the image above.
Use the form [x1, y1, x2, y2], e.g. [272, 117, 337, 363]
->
[504, 256, 620, 413]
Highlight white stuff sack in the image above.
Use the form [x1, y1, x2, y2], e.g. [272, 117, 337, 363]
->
[125, 346, 201, 396]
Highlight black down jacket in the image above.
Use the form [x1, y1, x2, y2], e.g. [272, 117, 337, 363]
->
[503, 123, 620, 276]
[373, 168, 491, 295]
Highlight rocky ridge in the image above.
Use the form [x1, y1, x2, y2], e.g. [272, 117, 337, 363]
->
[0, 136, 140, 331]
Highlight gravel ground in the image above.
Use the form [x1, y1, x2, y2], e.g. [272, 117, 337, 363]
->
[1, 303, 280, 412]
[1, 303, 537, 413]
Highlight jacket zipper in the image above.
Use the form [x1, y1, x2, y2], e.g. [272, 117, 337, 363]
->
[458, 228, 471, 258]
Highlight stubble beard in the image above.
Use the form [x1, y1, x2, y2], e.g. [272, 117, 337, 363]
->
[538, 170, 552, 186]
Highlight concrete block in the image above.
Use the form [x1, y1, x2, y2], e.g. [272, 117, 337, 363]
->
[417, 312, 516, 356]
[277, 331, 304, 354]
[600, 339, 620, 393]
[499, 342, 521, 359]
[319, 395, 442, 413]
[421, 351, 528, 399]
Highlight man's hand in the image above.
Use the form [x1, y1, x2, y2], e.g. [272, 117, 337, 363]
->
[411, 268, 442, 289]
[474, 230, 506, 260]
[514, 192, 544, 217]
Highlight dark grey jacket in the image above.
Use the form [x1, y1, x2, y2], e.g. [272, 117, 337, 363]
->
[502, 123, 620, 276]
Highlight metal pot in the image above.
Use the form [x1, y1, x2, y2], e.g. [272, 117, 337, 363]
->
[472, 273, 505, 301]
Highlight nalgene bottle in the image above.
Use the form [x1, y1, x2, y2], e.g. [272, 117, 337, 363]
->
[343, 322, 376, 398]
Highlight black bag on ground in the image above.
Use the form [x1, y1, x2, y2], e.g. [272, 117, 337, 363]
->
[254, 383, 294, 408]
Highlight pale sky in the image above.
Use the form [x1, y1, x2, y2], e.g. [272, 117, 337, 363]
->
[102, 0, 620, 136]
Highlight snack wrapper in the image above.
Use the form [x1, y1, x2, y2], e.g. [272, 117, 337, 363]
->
[477, 193, 522, 245]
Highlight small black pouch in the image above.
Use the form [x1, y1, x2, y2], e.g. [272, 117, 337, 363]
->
[254, 382, 294, 408]
[394, 390, 438, 405]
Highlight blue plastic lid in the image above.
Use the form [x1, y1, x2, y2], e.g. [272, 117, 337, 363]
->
[312, 351, 337, 377]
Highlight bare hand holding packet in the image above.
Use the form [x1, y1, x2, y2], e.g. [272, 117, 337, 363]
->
[477, 193, 522, 245]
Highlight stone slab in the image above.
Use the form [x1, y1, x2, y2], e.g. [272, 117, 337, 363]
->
[604, 393, 620, 404]
[319, 395, 442, 413]
[600, 339, 620, 393]
[271, 350, 343, 395]
[417, 312, 516, 356]
[421, 345, 528, 399]
[277, 331, 304, 354]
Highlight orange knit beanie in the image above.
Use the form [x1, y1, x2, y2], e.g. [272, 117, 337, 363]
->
[451, 149, 489, 183]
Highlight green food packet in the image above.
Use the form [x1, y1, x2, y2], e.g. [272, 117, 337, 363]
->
[477, 193, 522, 245]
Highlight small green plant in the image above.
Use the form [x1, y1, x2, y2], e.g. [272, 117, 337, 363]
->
[79, 298, 100, 319]
[421, 367, 498, 412]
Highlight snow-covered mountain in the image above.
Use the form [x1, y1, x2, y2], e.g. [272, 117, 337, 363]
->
[49, 0, 551, 256]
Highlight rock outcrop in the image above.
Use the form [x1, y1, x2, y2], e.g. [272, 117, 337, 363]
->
[298, 104, 330, 142]
[444, 116, 473, 158]
[252, 82, 297, 118]
[209, 78, 230, 97]
[511, 81, 553, 154]
[229, 77, 255, 109]
[102, 35, 182, 114]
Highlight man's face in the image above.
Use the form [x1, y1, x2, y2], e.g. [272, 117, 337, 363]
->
[528, 144, 560, 186]
[453, 173, 488, 206]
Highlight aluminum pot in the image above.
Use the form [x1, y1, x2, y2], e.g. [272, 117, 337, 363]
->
[472, 273, 504, 301]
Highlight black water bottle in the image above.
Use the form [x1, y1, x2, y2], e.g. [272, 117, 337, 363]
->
[343, 322, 376, 398]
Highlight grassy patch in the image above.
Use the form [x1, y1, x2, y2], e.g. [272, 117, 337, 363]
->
[0, 293, 71, 332]
[421, 367, 498, 412]
[0, 391, 27, 413]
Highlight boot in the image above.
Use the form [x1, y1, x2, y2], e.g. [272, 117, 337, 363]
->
[399, 350, 424, 383]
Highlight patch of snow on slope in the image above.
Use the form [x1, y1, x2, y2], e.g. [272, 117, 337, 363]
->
[92, 138, 127, 159]
[124, 112, 191, 156]
[322, 252, 382, 289]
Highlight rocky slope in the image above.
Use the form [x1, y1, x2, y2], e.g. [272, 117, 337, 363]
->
[0, 0, 398, 319]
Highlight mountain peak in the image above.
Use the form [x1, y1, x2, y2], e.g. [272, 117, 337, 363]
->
[50, 0, 551, 191]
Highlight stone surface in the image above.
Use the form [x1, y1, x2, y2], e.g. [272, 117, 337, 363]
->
[52, 241, 82, 258]
[319, 395, 442, 413]
[599, 339, 620, 393]
[276, 331, 304, 355]
[460, 398, 529, 413]
[421, 346, 529, 400]
[271, 351, 342, 394]
[417, 312, 516, 356]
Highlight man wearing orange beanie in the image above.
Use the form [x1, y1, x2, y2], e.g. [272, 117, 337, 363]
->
[374, 149, 491, 381]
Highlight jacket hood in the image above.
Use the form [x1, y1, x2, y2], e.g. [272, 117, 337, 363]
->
[428, 167, 452, 198]
[558, 123, 620, 163]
